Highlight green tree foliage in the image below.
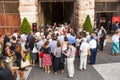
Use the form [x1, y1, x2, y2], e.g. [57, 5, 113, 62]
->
[83, 15, 93, 33]
[20, 17, 32, 34]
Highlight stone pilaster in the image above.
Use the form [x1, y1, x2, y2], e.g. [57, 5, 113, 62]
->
[77, 0, 95, 30]
[19, 0, 38, 27]
[38, 2, 45, 27]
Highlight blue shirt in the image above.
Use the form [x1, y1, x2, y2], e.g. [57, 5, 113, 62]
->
[49, 40, 57, 53]
[68, 35, 75, 44]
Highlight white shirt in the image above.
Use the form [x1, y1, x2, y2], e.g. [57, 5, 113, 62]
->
[13, 33, 18, 40]
[58, 35, 64, 43]
[80, 42, 90, 56]
[35, 32, 40, 37]
[112, 35, 119, 42]
[76, 38, 81, 47]
[21, 41, 26, 51]
[89, 39, 97, 49]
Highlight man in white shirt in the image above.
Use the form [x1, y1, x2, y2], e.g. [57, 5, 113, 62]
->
[63, 43, 76, 78]
[79, 38, 90, 70]
[89, 36, 97, 65]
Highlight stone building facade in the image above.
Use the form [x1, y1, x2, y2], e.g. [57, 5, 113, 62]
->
[19, 0, 95, 31]
[0, 0, 120, 34]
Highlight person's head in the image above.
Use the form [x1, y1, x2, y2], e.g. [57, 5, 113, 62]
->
[76, 34, 80, 39]
[64, 36, 68, 41]
[117, 29, 120, 33]
[43, 41, 49, 48]
[102, 30, 105, 34]
[116, 22, 119, 24]
[115, 30, 120, 35]
[101, 26, 104, 30]
[54, 22, 57, 25]
[90, 36, 94, 40]
[86, 32, 89, 35]
[91, 32, 96, 37]
[30, 31, 34, 35]
[12, 36, 16, 41]
[47, 35, 51, 40]
[17, 35, 20, 39]
[14, 29, 18, 33]
[56, 33, 59, 37]
[57, 41, 61, 47]
[82, 38, 87, 42]
[23, 32, 27, 35]
[6, 42, 11, 48]
[52, 35, 57, 40]
[40, 32, 45, 39]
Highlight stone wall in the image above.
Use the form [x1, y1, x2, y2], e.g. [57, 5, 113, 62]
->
[19, 0, 38, 27]
[19, 0, 95, 30]
[76, 0, 95, 30]
[38, 2, 45, 28]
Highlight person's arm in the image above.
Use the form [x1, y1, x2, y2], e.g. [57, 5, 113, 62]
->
[7, 49, 14, 57]
[21, 50, 25, 58]
[63, 48, 70, 57]
[54, 48, 56, 56]
[11, 66, 19, 71]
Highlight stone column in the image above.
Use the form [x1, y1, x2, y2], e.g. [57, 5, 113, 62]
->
[77, 0, 95, 30]
[38, 2, 45, 28]
[19, 0, 38, 27]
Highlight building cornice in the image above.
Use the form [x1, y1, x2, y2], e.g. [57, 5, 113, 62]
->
[96, 0, 120, 2]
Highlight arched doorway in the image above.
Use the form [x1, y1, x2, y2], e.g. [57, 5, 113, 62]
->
[38, 0, 74, 25]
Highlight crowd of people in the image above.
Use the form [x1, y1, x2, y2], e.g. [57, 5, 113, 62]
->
[0, 22, 109, 80]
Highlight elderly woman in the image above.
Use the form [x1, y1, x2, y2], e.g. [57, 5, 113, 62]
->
[5, 42, 15, 67]
[112, 31, 120, 56]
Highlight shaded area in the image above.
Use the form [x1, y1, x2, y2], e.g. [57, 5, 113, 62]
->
[40, 2, 74, 24]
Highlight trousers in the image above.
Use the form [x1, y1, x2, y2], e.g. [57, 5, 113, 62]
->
[80, 55, 87, 70]
[67, 58, 75, 77]
[90, 48, 97, 64]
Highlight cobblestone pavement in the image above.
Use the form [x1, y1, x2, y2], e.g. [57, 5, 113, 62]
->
[26, 35, 120, 80]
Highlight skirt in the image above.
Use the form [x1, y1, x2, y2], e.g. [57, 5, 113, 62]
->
[30, 53, 37, 60]
[112, 42, 119, 53]
[53, 57, 64, 72]
[42, 54, 52, 66]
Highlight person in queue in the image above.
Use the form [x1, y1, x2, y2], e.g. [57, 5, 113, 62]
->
[63, 43, 76, 78]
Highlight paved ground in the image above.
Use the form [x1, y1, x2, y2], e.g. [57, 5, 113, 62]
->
[24, 35, 120, 80]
